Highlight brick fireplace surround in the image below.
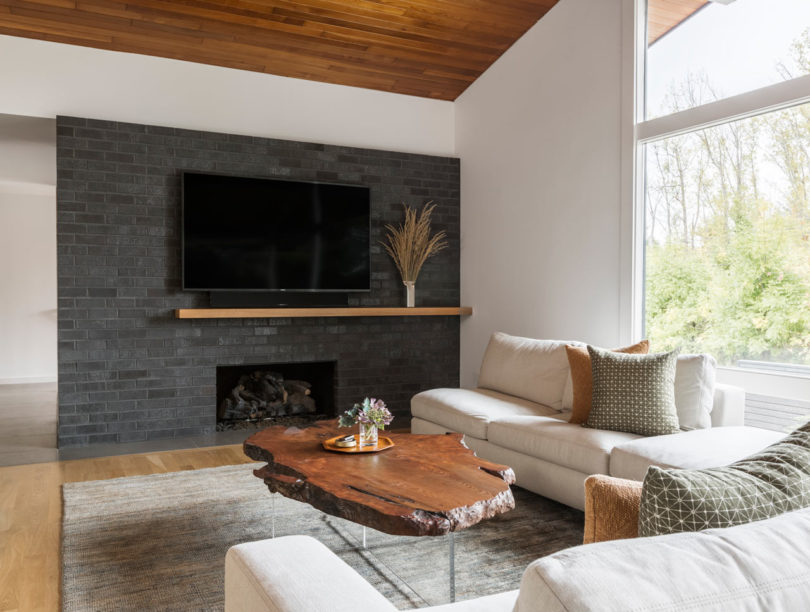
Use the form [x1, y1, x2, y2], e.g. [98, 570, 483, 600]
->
[56, 116, 460, 447]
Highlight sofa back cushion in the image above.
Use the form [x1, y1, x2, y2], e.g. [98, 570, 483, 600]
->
[478, 332, 573, 410]
[639, 420, 810, 537]
[674, 354, 716, 430]
[711, 383, 745, 427]
[516, 508, 810, 612]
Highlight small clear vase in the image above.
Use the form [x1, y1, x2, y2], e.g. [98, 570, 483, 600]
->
[359, 422, 378, 447]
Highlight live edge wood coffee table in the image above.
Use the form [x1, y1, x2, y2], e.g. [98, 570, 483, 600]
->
[244, 419, 516, 602]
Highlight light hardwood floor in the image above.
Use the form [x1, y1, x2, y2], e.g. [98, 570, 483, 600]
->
[0, 444, 254, 612]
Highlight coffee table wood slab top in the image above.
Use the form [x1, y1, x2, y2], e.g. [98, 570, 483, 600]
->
[244, 419, 516, 537]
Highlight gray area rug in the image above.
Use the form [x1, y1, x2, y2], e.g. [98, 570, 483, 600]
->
[62, 464, 584, 610]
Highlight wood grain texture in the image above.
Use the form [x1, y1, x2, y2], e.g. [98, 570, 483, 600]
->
[0, 0, 560, 100]
[0, 445, 254, 612]
[244, 419, 516, 536]
[175, 306, 472, 319]
[0, 0, 706, 98]
[648, 0, 707, 44]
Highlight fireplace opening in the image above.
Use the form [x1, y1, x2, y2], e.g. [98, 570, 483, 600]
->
[216, 361, 336, 431]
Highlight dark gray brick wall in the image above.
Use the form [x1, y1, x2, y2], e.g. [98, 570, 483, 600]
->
[56, 116, 460, 447]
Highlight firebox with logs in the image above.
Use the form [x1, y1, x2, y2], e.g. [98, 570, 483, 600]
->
[219, 370, 317, 422]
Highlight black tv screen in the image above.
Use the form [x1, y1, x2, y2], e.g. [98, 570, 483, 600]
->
[182, 172, 370, 292]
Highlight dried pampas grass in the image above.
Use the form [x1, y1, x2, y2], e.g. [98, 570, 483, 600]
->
[382, 202, 447, 282]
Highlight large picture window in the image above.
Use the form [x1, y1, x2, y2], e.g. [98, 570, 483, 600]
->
[640, 0, 810, 370]
[646, 0, 810, 120]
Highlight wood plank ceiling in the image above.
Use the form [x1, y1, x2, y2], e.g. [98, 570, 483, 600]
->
[649, 0, 707, 44]
[0, 0, 560, 100]
[0, 1, 706, 101]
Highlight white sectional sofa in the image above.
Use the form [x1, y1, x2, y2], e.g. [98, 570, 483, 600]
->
[225, 508, 810, 611]
[411, 333, 783, 510]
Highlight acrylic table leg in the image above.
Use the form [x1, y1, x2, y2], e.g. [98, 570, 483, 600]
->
[362, 526, 367, 549]
[271, 492, 276, 538]
[449, 531, 455, 603]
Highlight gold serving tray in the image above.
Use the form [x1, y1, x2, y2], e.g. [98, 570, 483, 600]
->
[322, 435, 395, 453]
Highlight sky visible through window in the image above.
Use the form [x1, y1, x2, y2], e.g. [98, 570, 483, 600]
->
[646, 0, 810, 120]
[644, 1, 810, 368]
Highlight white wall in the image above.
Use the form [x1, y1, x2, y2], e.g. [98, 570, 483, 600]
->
[0, 34, 454, 384]
[0, 9, 634, 388]
[0, 35, 454, 157]
[455, 0, 628, 386]
[0, 115, 57, 383]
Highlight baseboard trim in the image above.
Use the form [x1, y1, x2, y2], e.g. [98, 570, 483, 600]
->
[0, 376, 58, 385]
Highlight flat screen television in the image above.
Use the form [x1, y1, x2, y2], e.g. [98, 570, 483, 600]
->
[182, 172, 370, 292]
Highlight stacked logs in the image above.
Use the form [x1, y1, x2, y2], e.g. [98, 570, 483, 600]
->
[220, 371, 316, 421]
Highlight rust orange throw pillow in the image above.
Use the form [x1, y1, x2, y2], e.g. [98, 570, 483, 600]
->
[566, 340, 650, 424]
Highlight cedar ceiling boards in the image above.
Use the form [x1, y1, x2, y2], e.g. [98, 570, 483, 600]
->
[0, 1, 705, 100]
[0, 0, 558, 100]
[648, 0, 708, 44]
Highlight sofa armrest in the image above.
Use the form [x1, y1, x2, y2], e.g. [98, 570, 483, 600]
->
[225, 536, 396, 612]
[583, 475, 642, 544]
[711, 383, 745, 427]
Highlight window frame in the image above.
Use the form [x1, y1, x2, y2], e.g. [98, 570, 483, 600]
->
[627, 0, 810, 382]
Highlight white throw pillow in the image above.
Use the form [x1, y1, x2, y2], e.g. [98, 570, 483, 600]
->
[674, 354, 717, 430]
[478, 332, 574, 410]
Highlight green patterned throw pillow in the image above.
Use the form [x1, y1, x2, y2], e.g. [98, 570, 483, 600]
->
[584, 346, 680, 436]
[639, 421, 810, 537]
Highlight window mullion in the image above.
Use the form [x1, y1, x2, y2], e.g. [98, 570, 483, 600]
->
[638, 73, 810, 144]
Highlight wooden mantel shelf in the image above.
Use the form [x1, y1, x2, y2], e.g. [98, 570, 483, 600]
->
[175, 306, 473, 319]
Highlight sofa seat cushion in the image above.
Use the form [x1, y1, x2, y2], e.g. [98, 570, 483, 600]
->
[487, 416, 641, 476]
[610, 426, 785, 481]
[410, 388, 558, 440]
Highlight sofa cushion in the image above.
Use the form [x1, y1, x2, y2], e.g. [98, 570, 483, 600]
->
[609, 426, 786, 481]
[711, 383, 746, 427]
[225, 536, 397, 612]
[565, 340, 650, 425]
[583, 475, 643, 544]
[478, 332, 577, 411]
[515, 508, 810, 612]
[487, 416, 641, 476]
[425, 590, 518, 611]
[585, 347, 680, 436]
[639, 421, 810, 537]
[410, 388, 558, 440]
[674, 353, 716, 430]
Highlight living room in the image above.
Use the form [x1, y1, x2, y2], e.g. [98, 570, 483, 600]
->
[2, 0, 810, 609]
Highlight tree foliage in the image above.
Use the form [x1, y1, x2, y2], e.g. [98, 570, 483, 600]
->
[645, 31, 810, 365]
